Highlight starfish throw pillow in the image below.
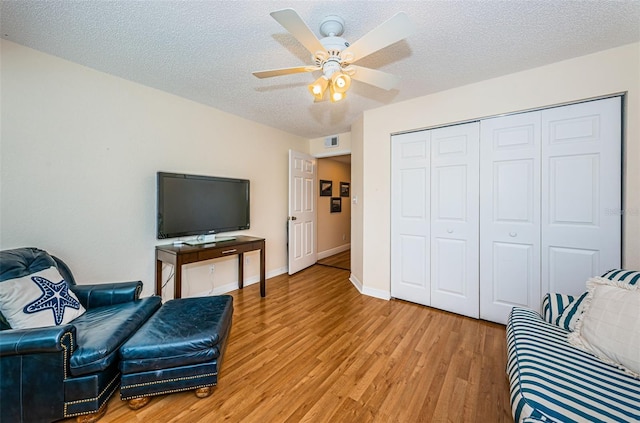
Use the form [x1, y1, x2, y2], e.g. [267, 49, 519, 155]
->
[0, 266, 86, 329]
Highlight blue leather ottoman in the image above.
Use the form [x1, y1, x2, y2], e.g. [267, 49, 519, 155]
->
[118, 295, 233, 409]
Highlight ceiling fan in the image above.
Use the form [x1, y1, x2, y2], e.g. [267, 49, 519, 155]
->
[252, 9, 415, 103]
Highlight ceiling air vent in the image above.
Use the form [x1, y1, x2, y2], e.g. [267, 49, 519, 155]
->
[324, 135, 339, 148]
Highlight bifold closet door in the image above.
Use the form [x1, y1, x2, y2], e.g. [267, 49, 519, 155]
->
[540, 97, 621, 295]
[429, 123, 480, 318]
[391, 131, 431, 305]
[391, 123, 480, 318]
[480, 97, 622, 324]
[479, 112, 542, 324]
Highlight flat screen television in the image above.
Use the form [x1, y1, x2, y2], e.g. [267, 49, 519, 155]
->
[157, 172, 250, 242]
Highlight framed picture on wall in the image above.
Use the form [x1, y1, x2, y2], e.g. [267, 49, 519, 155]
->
[340, 182, 350, 197]
[331, 197, 342, 213]
[320, 180, 332, 196]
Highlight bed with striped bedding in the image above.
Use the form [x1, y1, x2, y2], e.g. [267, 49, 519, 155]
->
[507, 305, 640, 422]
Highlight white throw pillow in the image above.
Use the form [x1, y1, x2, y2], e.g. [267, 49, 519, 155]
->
[0, 266, 86, 329]
[568, 276, 640, 379]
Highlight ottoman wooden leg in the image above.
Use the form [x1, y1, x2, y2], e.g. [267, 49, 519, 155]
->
[128, 396, 151, 410]
[195, 386, 212, 398]
[76, 404, 107, 423]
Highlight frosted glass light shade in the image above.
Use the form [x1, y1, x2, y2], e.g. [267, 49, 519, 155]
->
[308, 76, 329, 101]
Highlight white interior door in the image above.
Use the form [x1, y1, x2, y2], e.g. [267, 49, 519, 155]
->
[391, 131, 431, 305]
[480, 111, 542, 324]
[541, 97, 622, 296]
[288, 150, 317, 275]
[430, 123, 480, 318]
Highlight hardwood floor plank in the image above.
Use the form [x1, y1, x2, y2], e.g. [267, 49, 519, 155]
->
[316, 250, 350, 270]
[64, 264, 511, 423]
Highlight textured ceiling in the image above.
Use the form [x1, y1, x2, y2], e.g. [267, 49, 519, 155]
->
[2, 1, 639, 139]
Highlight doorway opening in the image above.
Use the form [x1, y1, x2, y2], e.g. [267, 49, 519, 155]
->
[316, 154, 351, 271]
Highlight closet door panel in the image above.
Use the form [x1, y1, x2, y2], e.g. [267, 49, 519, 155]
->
[430, 123, 480, 318]
[548, 247, 599, 294]
[542, 97, 621, 296]
[480, 112, 541, 324]
[492, 241, 535, 306]
[391, 131, 431, 305]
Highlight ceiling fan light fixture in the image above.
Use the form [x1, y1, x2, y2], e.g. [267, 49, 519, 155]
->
[329, 84, 346, 102]
[331, 72, 351, 93]
[308, 76, 329, 101]
[256, 9, 413, 104]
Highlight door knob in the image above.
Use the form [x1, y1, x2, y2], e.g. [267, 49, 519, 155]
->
[289, 216, 297, 221]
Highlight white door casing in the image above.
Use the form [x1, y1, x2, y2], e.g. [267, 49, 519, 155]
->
[429, 123, 480, 318]
[288, 150, 317, 275]
[391, 131, 431, 305]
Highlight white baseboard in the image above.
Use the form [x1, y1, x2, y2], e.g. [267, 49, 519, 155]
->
[317, 243, 350, 260]
[193, 266, 288, 297]
[362, 285, 391, 301]
[349, 273, 363, 292]
[267, 266, 288, 279]
[191, 267, 390, 302]
[349, 273, 390, 300]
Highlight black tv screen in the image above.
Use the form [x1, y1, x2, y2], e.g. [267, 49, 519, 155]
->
[157, 172, 250, 239]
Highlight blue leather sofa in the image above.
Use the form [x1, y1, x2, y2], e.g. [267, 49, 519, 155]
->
[0, 247, 162, 423]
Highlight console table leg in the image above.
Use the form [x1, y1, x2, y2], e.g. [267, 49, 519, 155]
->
[238, 252, 244, 289]
[260, 246, 266, 297]
[174, 263, 182, 299]
[155, 259, 162, 296]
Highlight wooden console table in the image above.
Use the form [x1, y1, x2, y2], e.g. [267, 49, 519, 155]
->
[155, 235, 266, 299]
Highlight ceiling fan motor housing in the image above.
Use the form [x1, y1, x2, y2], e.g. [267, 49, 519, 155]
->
[317, 15, 350, 67]
[320, 36, 349, 52]
[322, 59, 342, 78]
[320, 15, 345, 37]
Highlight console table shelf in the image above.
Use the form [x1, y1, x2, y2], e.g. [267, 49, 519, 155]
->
[155, 236, 266, 299]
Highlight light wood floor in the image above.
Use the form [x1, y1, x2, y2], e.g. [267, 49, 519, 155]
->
[71, 264, 512, 422]
[316, 249, 350, 270]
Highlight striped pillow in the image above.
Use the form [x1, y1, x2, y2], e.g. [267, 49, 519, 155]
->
[555, 291, 588, 331]
[601, 269, 640, 285]
[541, 293, 575, 324]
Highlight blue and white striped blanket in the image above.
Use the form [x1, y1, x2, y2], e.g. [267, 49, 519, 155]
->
[507, 307, 640, 423]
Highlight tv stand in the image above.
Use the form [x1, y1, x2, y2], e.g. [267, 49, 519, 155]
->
[155, 235, 266, 299]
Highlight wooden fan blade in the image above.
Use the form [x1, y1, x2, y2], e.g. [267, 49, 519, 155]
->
[271, 9, 326, 55]
[252, 66, 320, 79]
[341, 12, 414, 64]
[348, 65, 401, 90]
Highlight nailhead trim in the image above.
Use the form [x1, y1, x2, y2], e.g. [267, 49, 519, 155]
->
[120, 372, 218, 400]
[121, 382, 218, 400]
[122, 371, 217, 389]
[63, 372, 120, 417]
[60, 332, 73, 379]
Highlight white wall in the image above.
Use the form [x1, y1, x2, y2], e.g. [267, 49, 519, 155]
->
[308, 131, 351, 157]
[357, 42, 640, 295]
[0, 40, 307, 298]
